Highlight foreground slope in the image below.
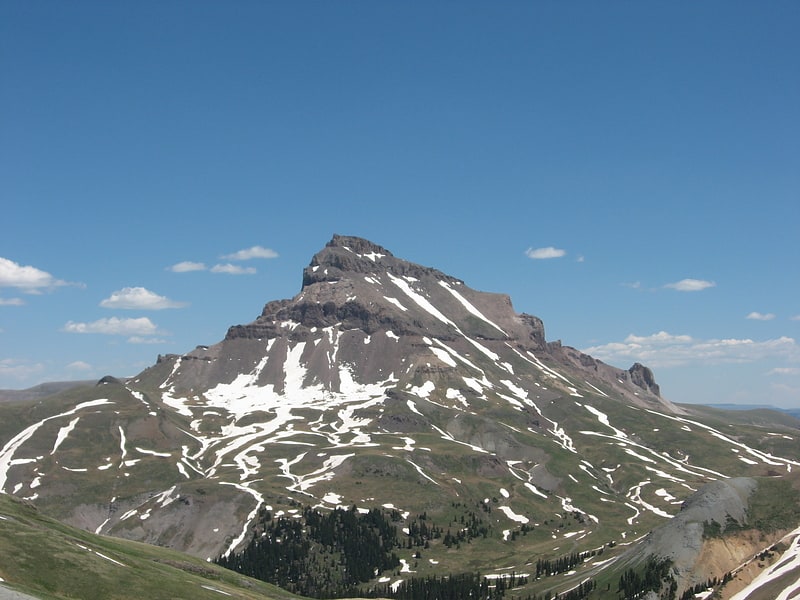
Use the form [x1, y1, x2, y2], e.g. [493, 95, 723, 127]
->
[0, 494, 303, 600]
[1, 235, 799, 598]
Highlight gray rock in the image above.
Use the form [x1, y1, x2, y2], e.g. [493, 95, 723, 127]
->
[629, 363, 661, 397]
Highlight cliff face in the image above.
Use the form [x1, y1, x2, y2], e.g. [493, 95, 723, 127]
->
[629, 362, 661, 396]
[225, 234, 546, 344]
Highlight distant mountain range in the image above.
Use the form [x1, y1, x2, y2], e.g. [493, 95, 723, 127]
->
[704, 403, 800, 420]
[0, 380, 94, 403]
[1, 235, 799, 600]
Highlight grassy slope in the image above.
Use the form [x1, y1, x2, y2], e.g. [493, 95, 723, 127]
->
[0, 494, 304, 600]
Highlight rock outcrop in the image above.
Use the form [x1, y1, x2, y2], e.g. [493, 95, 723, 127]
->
[629, 362, 661, 396]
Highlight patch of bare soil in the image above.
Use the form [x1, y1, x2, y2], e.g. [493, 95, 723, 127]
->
[695, 529, 790, 599]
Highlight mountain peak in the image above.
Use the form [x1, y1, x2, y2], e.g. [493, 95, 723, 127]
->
[302, 234, 456, 289]
[326, 234, 393, 256]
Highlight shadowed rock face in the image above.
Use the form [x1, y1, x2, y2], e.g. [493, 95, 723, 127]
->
[629, 363, 661, 396]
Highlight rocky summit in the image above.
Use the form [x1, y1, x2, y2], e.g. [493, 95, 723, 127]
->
[1, 235, 799, 600]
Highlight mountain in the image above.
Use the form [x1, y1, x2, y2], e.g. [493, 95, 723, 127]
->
[0, 380, 95, 404]
[1, 234, 799, 599]
[706, 403, 800, 420]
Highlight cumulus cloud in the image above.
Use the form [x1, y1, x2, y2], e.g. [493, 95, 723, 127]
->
[168, 261, 207, 273]
[746, 312, 776, 321]
[791, 315, 800, 322]
[168, 246, 277, 273]
[0, 297, 25, 306]
[0, 257, 70, 292]
[525, 246, 566, 260]
[211, 263, 257, 275]
[583, 330, 799, 368]
[100, 287, 187, 310]
[62, 317, 160, 337]
[664, 278, 716, 292]
[625, 331, 694, 345]
[221, 245, 279, 261]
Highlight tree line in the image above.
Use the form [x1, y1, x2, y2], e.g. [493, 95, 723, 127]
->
[215, 504, 400, 598]
[617, 557, 676, 600]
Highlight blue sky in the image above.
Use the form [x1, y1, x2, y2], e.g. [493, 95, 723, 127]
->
[1, 2, 798, 407]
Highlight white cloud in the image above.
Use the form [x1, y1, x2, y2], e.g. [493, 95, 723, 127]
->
[100, 287, 187, 310]
[746, 312, 776, 321]
[128, 336, 169, 344]
[66, 361, 92, 371]
[211, 263, 257, 275]
[63, 317, 160, 336]
[664, 278, 716, 292]
[768, 367, 800, 376]
[221, 245, 279, 261]
[624, 331, 694, 345]
[583, 330, 799, 368]
[0, 358, 45, 381]
[791, 315, 800, 322]
[525, 246, 566, 260]
[0, 297, 25, 306]
[0, 257, 69, 292]
[169, 247, 276, 274]
[168, 261, 207, 273]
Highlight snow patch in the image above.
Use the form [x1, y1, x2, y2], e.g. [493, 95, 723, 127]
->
[51, 417, 80, 454]
[498, 506, 529, 524]
[384, 297, 408, 311]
